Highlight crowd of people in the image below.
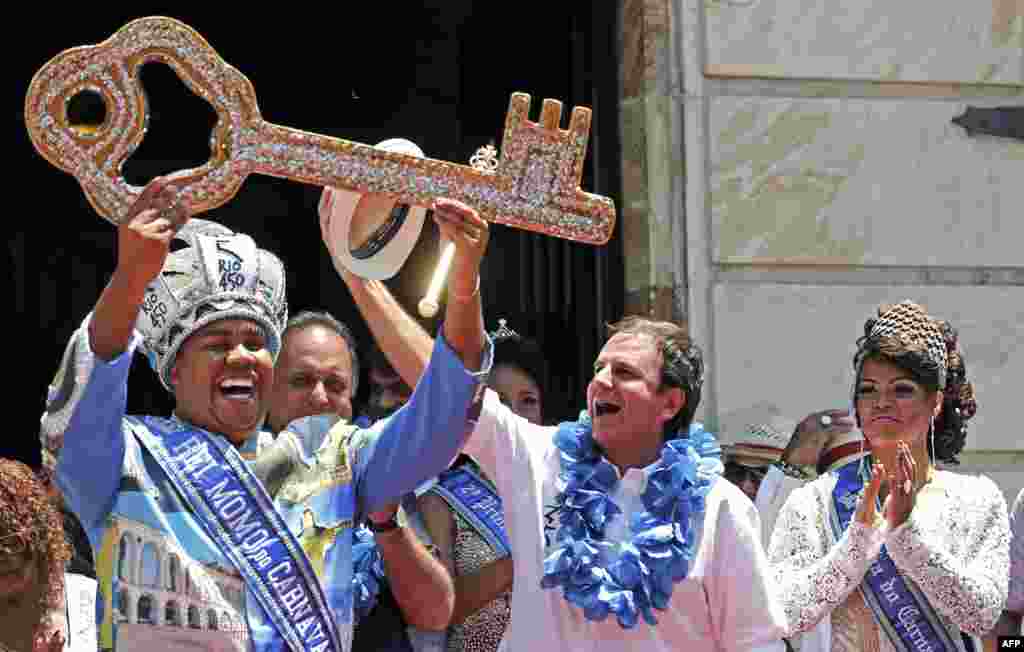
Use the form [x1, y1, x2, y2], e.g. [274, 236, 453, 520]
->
[2, 137, 1020, 652]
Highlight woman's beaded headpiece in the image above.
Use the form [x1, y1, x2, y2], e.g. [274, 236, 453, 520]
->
[862, 300, 948, 387]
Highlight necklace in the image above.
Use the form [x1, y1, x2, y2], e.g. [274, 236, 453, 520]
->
[540, 412, 722, 628]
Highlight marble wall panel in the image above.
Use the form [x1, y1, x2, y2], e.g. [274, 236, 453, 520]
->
[709, 284, 1024, 455]
[709, 96, 1024, 266]
[705, 0, 1023, 85]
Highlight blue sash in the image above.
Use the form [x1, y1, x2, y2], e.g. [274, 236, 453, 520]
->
[133, 417, 345, 652]
[430, 462, 510, 557]
[830, 460, 970, 652]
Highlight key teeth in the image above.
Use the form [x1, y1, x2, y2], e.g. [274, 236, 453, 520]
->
[540, 99, 563, 130]
[569, 107, 591, 139]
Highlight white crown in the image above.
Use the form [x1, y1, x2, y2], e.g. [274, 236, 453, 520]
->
[137, 219, 288, 391]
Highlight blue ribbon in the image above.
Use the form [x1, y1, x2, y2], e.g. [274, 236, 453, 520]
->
[540, 413, 722, 629]
[432, 463, 511, 556]
[135, 417, 344, 652]
[831, 460, 968, 652]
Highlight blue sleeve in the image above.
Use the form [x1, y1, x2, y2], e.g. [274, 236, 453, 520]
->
[352, 329, 491, 518]
[50, 320, 135, 532]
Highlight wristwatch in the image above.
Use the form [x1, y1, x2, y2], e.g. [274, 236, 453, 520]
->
[773, 460, 812, 481]
[367, 514, 401, 534]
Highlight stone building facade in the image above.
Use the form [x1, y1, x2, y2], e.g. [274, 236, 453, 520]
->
[619, 0, 1022, 503]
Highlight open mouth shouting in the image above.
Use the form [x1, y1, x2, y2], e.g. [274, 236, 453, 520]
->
[592, 400, 622, 418]
[218, 377, 257, 402]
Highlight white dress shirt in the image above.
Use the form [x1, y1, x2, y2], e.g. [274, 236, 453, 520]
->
[465, 390, 787, 652]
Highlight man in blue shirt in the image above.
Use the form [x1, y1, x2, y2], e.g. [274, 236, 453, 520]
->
[40, 176, 491, 652]
[264, 310, 454, 651]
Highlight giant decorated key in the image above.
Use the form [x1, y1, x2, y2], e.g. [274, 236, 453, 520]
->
[24, 16, 615, 245]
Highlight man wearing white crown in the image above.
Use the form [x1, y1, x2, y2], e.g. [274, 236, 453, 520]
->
[40, 177, 492, 652]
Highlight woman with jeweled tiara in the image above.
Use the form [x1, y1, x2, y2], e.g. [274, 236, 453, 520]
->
[768, 301, 1009, 652]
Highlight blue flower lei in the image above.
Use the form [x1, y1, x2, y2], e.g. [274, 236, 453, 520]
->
[540, 411, 723, 629]
[351, 524, 387, 622]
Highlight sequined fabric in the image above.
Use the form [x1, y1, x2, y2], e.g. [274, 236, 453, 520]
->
[446, 510, 511, 652]
[770, 469, 1010, 650]
[865, 301, 948, 381]
[40, 326, 96, 455]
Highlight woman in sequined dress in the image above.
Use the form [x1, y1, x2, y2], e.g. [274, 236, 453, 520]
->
[417, 325, 547, 652]
[767, 301, 1009, 652]
[1, 458, 69, 652]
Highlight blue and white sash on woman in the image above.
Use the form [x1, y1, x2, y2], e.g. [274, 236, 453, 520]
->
[430, 461, 510, 557]
[132, 416, 344, 652]
[830, 459, 971, 652]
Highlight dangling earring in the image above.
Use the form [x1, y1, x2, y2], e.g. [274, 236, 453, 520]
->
[853, 397, 869, 479]
[928, 415, 936, 463]
[857, 437, 867, 479]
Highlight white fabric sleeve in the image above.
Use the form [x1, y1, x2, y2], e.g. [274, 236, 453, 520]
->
[462, 389, 554, 502]
[886, 474, 1010, 636]
[755, 465, 808, 549]
[707, 484, 788, 651]
[768, 481, 885, 635]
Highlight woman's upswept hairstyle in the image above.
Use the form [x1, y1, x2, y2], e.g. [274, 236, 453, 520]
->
[0, 458, 69, 621]
[492, 333, 548, 400]
[606, 317, 704, 440]
[852, 302, 977, 464]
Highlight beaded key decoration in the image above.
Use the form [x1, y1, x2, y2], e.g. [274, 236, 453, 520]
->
[25, 16, 616, 245]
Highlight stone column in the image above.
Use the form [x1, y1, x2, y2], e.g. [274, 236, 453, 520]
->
[620, 0, 687, 321]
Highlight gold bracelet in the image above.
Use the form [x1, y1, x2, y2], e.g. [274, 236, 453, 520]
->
[450, 276, 480, 303]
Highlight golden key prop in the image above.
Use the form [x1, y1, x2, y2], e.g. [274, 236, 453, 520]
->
[24, 17, 616, 245]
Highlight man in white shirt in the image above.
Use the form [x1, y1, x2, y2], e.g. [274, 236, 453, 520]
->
[317, 184, 787, 650]
[465, 317, 787, 651]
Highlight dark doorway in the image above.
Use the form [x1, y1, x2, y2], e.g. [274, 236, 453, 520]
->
[11, 3, 622, 465]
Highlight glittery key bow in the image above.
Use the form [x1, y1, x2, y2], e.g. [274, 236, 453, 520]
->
[25, 17, 616, 244]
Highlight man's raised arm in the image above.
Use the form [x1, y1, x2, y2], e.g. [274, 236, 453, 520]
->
[43, 178, 189, 530]
[348, 198, 492, 514]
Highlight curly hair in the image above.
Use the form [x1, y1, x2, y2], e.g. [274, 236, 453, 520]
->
[0, 458, 70, 624]
[853, 308, 977, 464]
[606, 317, 705, 441]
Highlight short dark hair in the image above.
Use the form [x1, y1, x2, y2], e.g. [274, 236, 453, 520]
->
[605, 317, 704, 440]
[282, 311, 360, 396]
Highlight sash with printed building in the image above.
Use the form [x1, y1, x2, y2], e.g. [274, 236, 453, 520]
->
[830, 460, 972, 652]
[135, 416, 344, 652]
[429, 459, 510, 557]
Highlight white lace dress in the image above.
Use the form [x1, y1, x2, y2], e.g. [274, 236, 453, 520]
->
[768, 470, 1010, 652]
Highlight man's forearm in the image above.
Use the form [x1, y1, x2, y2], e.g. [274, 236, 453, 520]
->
[376, 527, 455, 631]
[440, 264, 485, 373]
[451, 557, 513, 625]
[89, 269, 147, 361]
